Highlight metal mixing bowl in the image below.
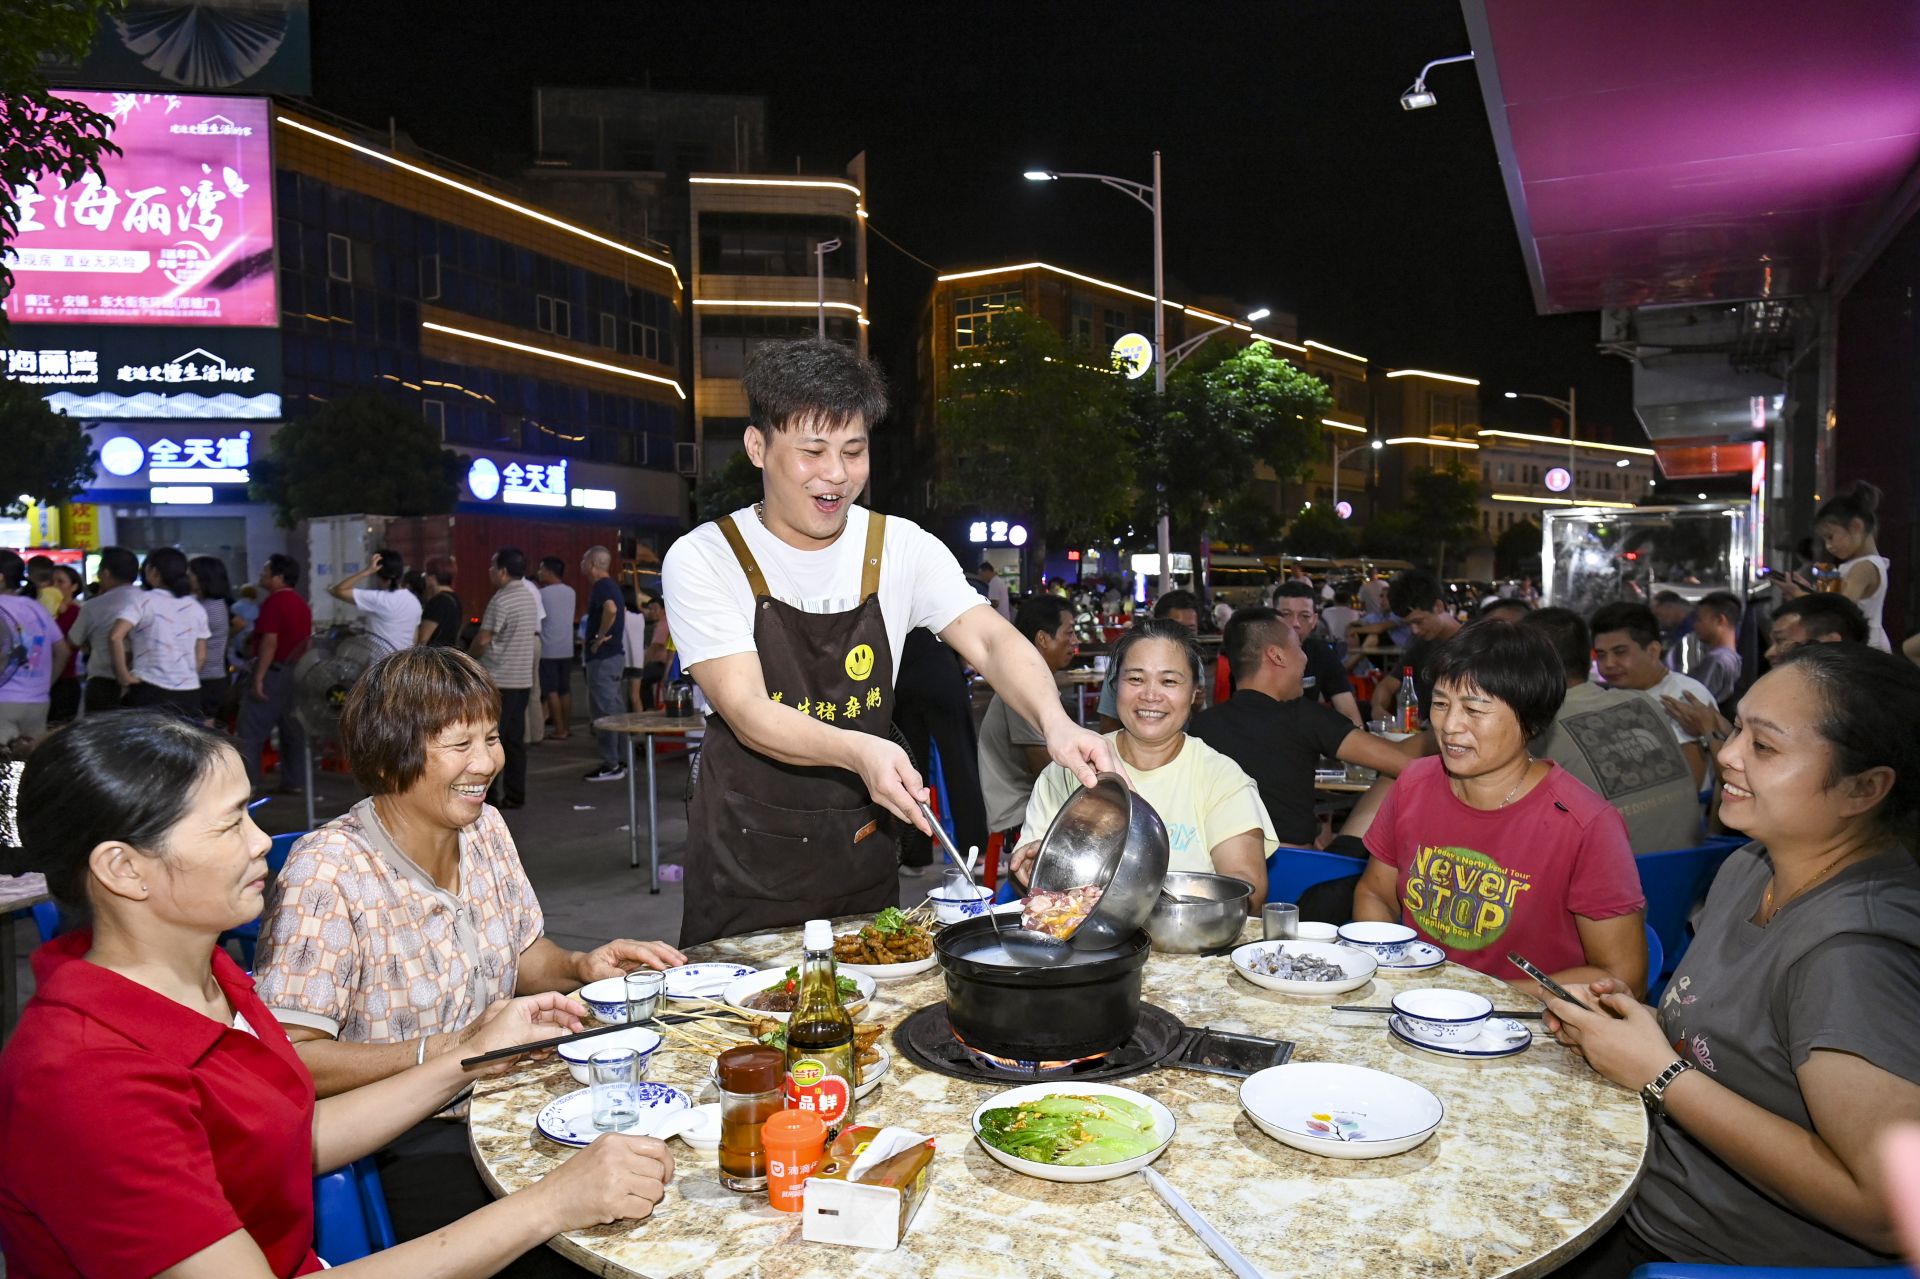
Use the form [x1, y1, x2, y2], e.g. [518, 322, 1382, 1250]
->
[1143, 872, 1254, 953]
[1029, 773, 1170, 950]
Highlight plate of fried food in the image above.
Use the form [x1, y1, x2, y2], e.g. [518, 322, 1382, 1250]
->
[834, 906, 937, 979]
[742, 1017, 891, 1098]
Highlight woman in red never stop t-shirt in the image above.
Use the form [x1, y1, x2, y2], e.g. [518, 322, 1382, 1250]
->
[1355, 622, 1649, 999]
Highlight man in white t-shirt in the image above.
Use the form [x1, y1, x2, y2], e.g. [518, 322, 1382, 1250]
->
[662, 339, 1115, 945]
[1591, 601, 1713, 789]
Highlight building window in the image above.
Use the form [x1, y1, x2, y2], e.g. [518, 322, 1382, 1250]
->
[703, 313, 856, 379]
[327, 232, 352, 282]
[699, 211, 856, 277]
[422, 399, 446, 438]
[1430, 392, 1455, 431]
[631, 320, 661, 362]
[419, 252, 440, 300]
[1070, 300, 1094, 345]
[953, 289, 1023, 349]
[536, 293, 571, 337]
[1335, 376, 1367, 415]
[599, 311, 617, 348]
[1100, 307, 1127, 348]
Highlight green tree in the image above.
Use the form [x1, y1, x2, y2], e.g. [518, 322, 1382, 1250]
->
[1361, 510, 1427, 563]
[1495, 516, 1543, 579]
[936, 310, 1135, 565]
[252, 393, 464, 526]
[695, 449, 761, 520]
[1281, 504, 1356, 558]
[1213, 485, 1284, 548]
[0, 380, 94, 514]
[1, 2, 125, 331]
[1405, 460, 1482, 576]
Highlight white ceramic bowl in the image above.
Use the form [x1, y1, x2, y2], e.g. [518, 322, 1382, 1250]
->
[578, 976, 649, 1025]
[722, 967, 876, 1024]
[676, 1102, 722, 1151]
[1338, 921, 1419, 962]
[1294, 921, 1340, 943]
[1240, 1062, 1444, 1159]
[662, 963, 758, 1002]
[929, 884, 994, 925]
[1390, 988, 1493, 1045]
[556, 1026, 662, 1084]
[970, 1082, 1176, 1183]
[1230, 939, 1378, 996]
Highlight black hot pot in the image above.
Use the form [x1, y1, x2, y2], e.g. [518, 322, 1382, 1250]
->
[934, 915, 1152, 1060]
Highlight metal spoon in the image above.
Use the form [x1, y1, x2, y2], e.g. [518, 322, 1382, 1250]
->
[917, 799, 1068, 966]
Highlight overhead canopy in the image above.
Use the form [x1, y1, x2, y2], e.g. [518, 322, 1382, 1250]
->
[1462, 0, 1920, 314]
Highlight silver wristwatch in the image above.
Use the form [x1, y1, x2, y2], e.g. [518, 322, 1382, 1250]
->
[1640, 1058, 1694, 1116]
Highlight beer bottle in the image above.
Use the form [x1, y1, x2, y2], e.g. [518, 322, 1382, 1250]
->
[783, 918, 857, 1140]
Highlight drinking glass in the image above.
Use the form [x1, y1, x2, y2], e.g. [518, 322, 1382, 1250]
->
[625, 970, 664, 1024]
[1262, 902, 1300, 941]
[591, 1047, 642, 1131]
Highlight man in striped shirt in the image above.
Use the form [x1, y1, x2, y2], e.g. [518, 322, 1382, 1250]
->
[470, 547, 539, 809]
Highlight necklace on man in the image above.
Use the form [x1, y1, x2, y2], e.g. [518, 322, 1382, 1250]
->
[753, 501, 766, 526]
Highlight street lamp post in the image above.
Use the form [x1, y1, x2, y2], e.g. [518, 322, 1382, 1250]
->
[813, 237, 843, 339]
[1164, 307, 1268, 372]
[1503, 386, 1577, 499]
[1332, 438, 1385, 514]
[1027, 153, 1171, 587]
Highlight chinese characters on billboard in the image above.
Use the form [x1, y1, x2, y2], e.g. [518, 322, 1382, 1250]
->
[0, 324, 280, 419]
[2, 90, 276, 327]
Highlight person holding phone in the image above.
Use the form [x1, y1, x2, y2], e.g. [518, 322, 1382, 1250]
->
[1543, 643, 1920, 1277]
[1778, 480, 1892, 651]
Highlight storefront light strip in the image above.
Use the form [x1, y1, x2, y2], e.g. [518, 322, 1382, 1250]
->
[1384, 368, 1480, 386]
[690, 176, 862, 197]
[276, 115, 682, 287]
[421, 321, 687, 399]
[693, 299, 865, 313]
[1491, 493, 1638, 509]
[1304, 339, 1367, 363]
[1384, 436, 1480, 450]
[1476, 429, 1656, 457]
[1322, 418, 1367, 434]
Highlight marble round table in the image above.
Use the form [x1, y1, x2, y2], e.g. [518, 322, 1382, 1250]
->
[471, 919, 1647, 1279]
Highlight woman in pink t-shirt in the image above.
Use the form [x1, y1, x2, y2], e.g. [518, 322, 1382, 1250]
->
[1355, 620, 1649, 997]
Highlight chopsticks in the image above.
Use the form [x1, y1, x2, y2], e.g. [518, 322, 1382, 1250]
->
[459, 1007, 749, 1069]
[1333, 1004, 1544, 1020]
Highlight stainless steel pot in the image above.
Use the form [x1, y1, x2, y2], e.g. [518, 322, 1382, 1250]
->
[1143, 872, 1253, 953]
[1029, 773, 1170, 950]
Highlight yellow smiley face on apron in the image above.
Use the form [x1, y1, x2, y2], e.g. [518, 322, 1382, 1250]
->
[844, 643, 875, 681]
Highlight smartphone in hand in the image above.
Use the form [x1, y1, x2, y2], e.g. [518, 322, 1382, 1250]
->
[1507, 951, 1594, 1012]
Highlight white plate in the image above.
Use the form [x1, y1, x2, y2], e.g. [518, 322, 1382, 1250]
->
[534, 1083, 691, 1148]
[1240, 1062, 1442, 1159]
[856, 1047, 891, 1099]
[722, 967, 877, 1024]
[838, 953, 937, 981]
[663, 963, 758, 1001]
[1230, 940, 1378, 995]
[1389, 1015, 1532, 1059]
[1368, 941, 1449, 971]
[971, 1082, 1176, 1183]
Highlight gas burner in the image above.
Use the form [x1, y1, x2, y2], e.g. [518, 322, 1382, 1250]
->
[893, 1003, 1187, 1085]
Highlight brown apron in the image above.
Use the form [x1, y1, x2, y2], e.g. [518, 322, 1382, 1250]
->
[681, 512, 901, 948]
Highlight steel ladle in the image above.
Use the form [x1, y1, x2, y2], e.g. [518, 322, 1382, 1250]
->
[916, 799, 1070, 966]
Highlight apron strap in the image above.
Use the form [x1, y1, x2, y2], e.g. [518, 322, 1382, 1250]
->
[861, 513, 886, 601]
[716, 515, 768, 598]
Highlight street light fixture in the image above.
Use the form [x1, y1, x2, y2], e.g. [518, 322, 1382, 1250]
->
[1331, 437, 1384, 515]
[1164, 307, 1270, 371]
[1400, 53, 1475, 110]
[1503, 386, 1578, 499]
[1027, 153, 1172, 585]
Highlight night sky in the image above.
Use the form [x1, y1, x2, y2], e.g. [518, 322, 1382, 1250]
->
[309, 0, 1635, 441]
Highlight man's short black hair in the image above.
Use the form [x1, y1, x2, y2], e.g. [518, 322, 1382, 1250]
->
[98, 546, 138, 586]
[977, 561, 994, 574]
[1274, 580, 1316, 601]
[492, 547, 527, 579]
[1426, 620, 1568, 740]
[1478, 596, 1532, 621]
[1652, 590, 1686, 608]
[1152, 589, 1200, 618]
[1223, 605, 1294, 682]
[1014, 594, 1073, 643]
[742, 338, 888, 434]
[264, 552, 301, 588]
[1590, 601, 1661, 649]
[1387, 569, 1443, 618]
[1698, 591, 1742, 629]
[1773, 593, 1868, 644]
[1518, 607, 1590, 682]
[538, 556, 565, 580]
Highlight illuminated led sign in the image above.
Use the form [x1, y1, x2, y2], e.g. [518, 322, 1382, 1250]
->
[1544, 467, 1572, 493]
[1110, 333, 1152, 380]
[967, 519, 1027, 546]
[569, 487, 616, 510]
[1, 325, 279, 419]
[95, 430, 252, 484]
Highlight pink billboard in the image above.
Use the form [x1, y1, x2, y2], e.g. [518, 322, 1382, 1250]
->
[2, 90, 276, 327]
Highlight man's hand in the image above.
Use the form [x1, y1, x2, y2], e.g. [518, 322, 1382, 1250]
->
[574, 939, 688, 984]
[1661, 691, 1726, 740]
[1045, 722, 1119, 791]
[1542, 979, 1677, 1089]
[844, 732, 930, 832]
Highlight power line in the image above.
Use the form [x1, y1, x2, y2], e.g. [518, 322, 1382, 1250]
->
[864, 220, 939, 273]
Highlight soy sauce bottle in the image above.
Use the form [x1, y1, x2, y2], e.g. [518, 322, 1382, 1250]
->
[782, 918, 857, 1140]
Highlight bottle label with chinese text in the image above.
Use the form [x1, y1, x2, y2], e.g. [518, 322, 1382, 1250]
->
[783, 1054, 854, 1137]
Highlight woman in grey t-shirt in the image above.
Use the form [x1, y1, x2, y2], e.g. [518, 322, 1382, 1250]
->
[1544, 643, 1920, 1276]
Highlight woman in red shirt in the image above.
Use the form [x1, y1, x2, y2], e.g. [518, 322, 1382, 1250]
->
[0, 713, 675, 1278]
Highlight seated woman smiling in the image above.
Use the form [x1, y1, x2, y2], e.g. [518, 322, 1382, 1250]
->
[1013, 619, 1274, 904]
[0, 712, 673, 1278]
[1545, 643, 1920, 1276]
[253, 646, 684, 1275]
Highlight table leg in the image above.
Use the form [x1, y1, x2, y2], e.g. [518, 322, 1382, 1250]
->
[646, 736, 660, 895]
[625, 735, 639, 871]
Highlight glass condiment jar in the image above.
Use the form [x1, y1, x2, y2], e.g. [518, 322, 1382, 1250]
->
[715, 1045, 785, 1191]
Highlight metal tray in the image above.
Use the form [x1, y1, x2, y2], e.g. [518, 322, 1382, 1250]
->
[1170, 1026, 1294, 1078]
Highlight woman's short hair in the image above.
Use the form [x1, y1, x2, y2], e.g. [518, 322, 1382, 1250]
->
[1425, 619, 1568, 740]
[18, 712, 234, 922]
[1112, 618, 1202, 687]
[188, 554, 232, 603]
[339, 647, 501, 795]
[143, 546, 194, 598]
[1774, 643, 1920, 831]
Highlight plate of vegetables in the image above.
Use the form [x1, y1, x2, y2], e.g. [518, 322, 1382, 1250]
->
[834, 908, 937, 980]
[722, 966, 875, 1024]
[971, 1083, 1176, 1183]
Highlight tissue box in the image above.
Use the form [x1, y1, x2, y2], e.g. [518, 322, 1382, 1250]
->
[801, 1125, 935, 1250]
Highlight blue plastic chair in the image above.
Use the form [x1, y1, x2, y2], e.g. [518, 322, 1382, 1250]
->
[1643, 921, 1665, 1003]
[1265, 846, 1367, 908]
[313, 1156, 396, 1263]
[1636, 842, 1738, 985]
[1633, 1265, 1913, 1279]
[222, 831, 304, 968]
[30, 900, 60, 943]
[925, 739, 959, 854]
